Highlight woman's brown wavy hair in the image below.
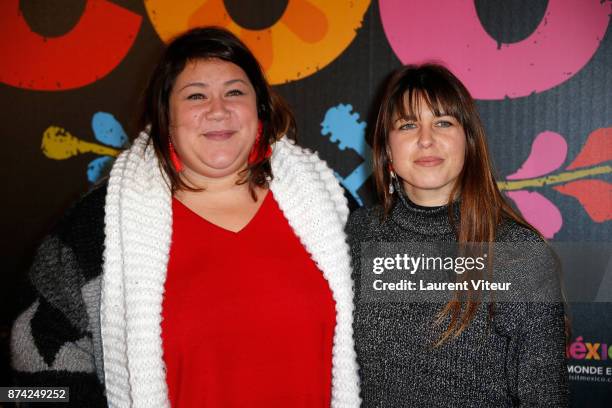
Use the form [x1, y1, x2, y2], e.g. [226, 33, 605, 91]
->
[372, 63, 541, 344]
[140, 26, 295, 197]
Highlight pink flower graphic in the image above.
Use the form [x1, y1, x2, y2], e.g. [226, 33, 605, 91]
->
[500, 128, 611, 238]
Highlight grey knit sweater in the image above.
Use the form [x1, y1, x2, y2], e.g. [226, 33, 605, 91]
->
[347, 196, 569, 407]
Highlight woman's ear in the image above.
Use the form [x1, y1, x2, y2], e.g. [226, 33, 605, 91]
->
[386, 146, 393, 164]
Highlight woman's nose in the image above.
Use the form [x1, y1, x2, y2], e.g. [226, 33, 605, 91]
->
[417, 127, 434, 148]
[206, 97, 229, 120]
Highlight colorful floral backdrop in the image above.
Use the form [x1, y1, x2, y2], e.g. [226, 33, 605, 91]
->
[1, 1, 610, 405]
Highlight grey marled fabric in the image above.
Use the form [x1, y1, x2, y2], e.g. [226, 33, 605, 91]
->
[347, 195, 569, 407]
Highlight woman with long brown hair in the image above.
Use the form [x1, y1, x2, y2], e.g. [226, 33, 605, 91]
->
[347, 64, 568, 406]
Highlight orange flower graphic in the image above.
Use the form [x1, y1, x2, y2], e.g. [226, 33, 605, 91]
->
[145, 0, 370, 84]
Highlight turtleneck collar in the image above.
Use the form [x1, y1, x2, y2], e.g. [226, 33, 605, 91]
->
[390, 191, 460, 237]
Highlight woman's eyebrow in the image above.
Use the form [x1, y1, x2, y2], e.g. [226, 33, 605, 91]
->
[224, 79, 249, 86]
[178, 78, 248, 92]
[394, 114, 418, 123]
[178, 82, 207, 91]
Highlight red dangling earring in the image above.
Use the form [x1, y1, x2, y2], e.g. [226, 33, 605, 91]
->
[248, 121, 272, 165]
[168, 140, 183, 172]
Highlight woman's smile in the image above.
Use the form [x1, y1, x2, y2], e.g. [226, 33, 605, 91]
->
[414, 156, 444, 166]
[203, 129, 237, 141]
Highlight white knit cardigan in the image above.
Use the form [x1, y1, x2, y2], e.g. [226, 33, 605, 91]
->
[100, 132, 361, 407]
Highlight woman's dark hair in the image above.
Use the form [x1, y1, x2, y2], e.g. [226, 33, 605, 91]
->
[140, 26, 295, 196]
[372, 63, 546, 344]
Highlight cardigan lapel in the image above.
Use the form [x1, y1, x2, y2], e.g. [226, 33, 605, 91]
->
[102, 133, 172, 408]
[270, 139, 361, 407]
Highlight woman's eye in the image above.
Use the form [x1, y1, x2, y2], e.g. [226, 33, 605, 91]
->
[399, 122, 417, 130]
[187, 93, 205, 100]
[226, 89, 245, 96]
[436, 120, 453, 128]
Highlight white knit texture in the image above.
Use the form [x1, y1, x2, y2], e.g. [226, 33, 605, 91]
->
[270, 139, 361, 407]
[102, 134, 172, 408]
[101, 134, 360, 407]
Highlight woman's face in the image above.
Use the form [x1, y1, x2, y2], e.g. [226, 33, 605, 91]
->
[169, 58, 258, 180]
[388, 97, 466, 205]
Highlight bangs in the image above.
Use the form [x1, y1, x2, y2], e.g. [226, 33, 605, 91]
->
[389, 74, 466, 128]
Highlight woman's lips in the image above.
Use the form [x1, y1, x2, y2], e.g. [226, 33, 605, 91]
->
[414, 156, 444, 166]
[203, 130, 235, 141]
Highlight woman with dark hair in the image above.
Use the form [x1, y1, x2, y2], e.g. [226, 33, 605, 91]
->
[11, 27, 360, 407]
[347, 64, 568, 406]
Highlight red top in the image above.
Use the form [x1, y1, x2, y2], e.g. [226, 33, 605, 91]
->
[161, 192, 336, 407]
